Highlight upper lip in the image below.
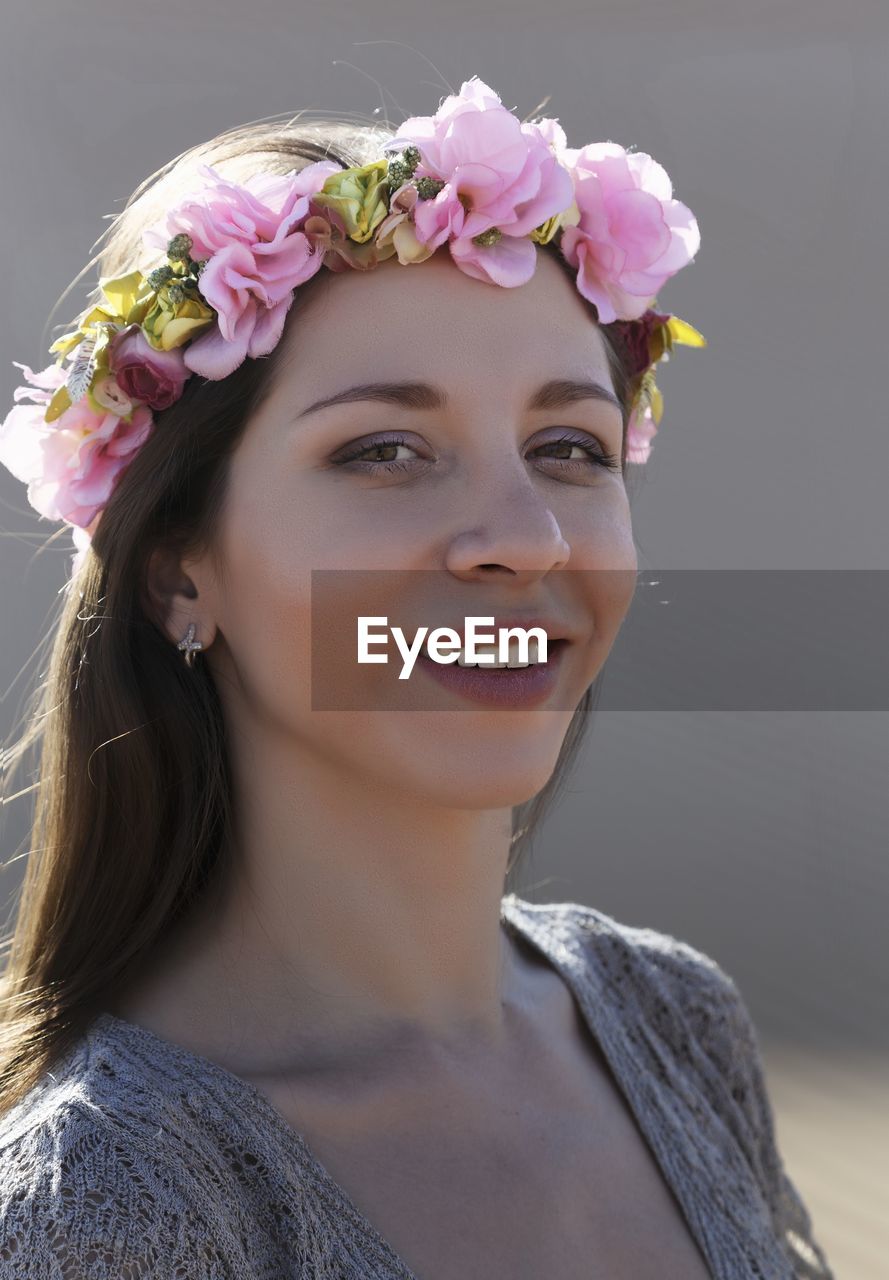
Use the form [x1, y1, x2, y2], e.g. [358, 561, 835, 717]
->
[417, 615, 579, 648]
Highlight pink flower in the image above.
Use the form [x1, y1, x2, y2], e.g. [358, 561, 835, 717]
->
[142, 161, 342, 379]
[625, 401, 659, 465]
[383, 76, 575, 287]
[558, 143, 700, 323]
[108, 325, 189, 409]
[0, 361, 67, 479]
[0, 361, 153, 527]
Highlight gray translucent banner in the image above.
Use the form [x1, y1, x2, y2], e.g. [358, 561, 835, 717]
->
[309, 570, 888, 711]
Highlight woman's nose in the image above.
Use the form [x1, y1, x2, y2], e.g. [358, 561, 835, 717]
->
[443, 463, 572, 578]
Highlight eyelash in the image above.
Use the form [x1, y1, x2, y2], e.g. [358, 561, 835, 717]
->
[333, 431, 623, 475]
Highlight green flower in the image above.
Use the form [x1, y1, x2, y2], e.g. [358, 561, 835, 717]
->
[99, 270, 155, 323]
[311, 160, 391, 244]
[142, 279, 215, 351]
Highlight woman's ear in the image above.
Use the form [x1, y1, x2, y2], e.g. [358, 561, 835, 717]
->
[143, 543, 218, 654]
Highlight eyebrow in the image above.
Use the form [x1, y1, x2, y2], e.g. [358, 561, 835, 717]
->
[293, 377, 624, 421]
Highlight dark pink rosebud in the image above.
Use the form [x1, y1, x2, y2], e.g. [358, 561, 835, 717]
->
[609, 310, 671, 383]
[108, 325, 189, 411]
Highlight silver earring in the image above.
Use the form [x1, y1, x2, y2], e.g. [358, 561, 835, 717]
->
[177, 621, 204, 669]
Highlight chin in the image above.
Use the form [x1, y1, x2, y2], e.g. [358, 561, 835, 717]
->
[393, 748, 566, 811]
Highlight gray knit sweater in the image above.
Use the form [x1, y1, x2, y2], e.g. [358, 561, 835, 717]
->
[0, 895, 835, 1279]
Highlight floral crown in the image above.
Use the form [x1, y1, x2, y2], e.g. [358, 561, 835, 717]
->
[0, 76, 706, 579]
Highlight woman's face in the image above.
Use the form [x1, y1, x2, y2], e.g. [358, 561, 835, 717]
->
[195, 247, 637, 810]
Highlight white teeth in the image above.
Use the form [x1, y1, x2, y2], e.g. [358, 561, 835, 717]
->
[424, 637, 552, 668]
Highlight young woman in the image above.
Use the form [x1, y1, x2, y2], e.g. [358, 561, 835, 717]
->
[0, 79, 834, 1279]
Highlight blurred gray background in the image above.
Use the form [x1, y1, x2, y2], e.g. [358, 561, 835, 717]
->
[1, 1, 886, 1274]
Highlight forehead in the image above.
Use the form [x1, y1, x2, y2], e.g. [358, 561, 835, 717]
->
[278, 247, 612, 394]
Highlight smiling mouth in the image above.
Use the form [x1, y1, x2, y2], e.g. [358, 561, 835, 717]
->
[415, 637, 571, 708]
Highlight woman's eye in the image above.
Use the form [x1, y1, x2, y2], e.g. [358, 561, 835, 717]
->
[331, 431, 622, 475]
[332, 435, 423, 474]
[532, 434, 623, 473]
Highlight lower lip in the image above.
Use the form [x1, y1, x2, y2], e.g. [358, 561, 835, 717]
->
[416, 640, 570, 708]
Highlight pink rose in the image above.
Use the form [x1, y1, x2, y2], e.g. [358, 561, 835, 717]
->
[0, 361, 153, 527]
[142, 161, 341, 379]
[559, 143, 700, 323]
[109, 325, 188, 410]
[383, 76, 575, 287]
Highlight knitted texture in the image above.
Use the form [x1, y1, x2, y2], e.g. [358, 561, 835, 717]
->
[0, 895, 835, 1279]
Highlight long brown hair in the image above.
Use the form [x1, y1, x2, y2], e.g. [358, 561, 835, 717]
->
[0, 110, 636, 1118]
